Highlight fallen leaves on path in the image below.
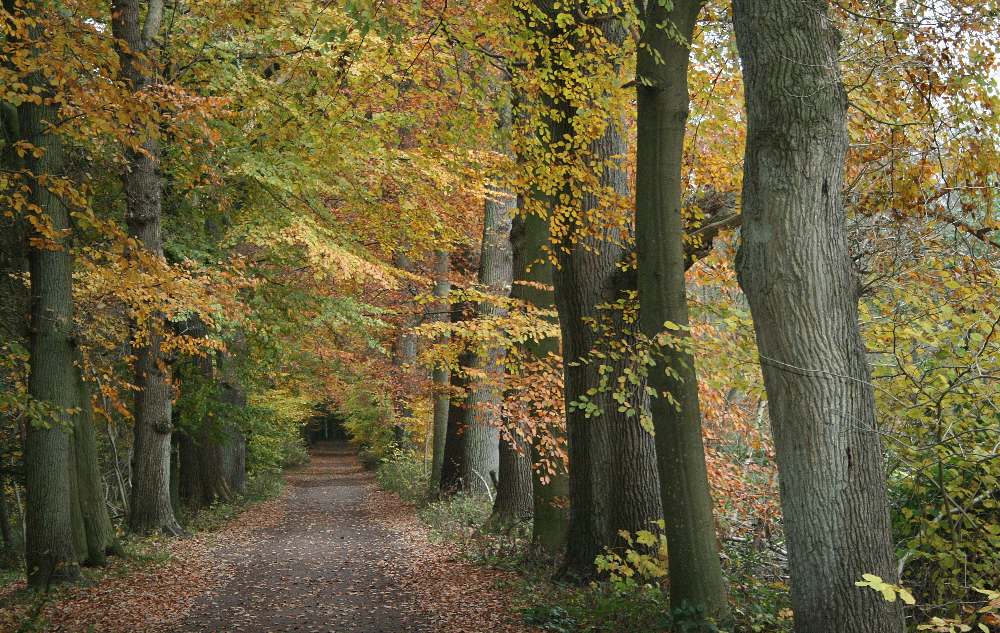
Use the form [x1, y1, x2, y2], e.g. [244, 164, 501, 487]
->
[366, 487, 539, 633]
[0, 492, 287, 633]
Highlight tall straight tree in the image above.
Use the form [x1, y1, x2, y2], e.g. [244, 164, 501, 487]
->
[11, 0, 83, 587]
[555, 112, 662, 580]
[732, 2, 904, 632]
[521, 0, 663, 576]
[112, 0, 182, 535]
[510, 211, 568, 551]
[634, 0, 729, 618]
[429, 249, 451, 490]
[461, 173, 514, 497]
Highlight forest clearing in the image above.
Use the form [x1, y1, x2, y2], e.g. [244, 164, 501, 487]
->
[1, 0, 998, 631]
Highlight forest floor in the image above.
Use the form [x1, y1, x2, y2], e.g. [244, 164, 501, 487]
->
[0, 442, 536, 633]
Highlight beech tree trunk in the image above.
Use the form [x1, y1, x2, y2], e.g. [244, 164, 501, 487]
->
[461, 183, 514, 497]
[511, 212, 569, 553]
[112, 0, 182, 536]
[429, 250, 451, 491]
[18, 12, 83, 582]
[732, 3, 904, 632]
[391, 250, 419, 443]
[634, 0, 729, 618]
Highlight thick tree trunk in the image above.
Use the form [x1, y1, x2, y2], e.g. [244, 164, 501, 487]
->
[556, 119, 662, 581]
[732, 3, 904, 632]
[430, 250, 451, 491]
[20, 37, 83, 585]
[510, 212, 569, 553]
[634, 0, 729, 618]
[461, 184, 514, 497]
[112, 0, 181, 536]
[488, 430, 533, 528]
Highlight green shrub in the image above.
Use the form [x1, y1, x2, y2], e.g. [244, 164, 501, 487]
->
[375, 449, 430, 505]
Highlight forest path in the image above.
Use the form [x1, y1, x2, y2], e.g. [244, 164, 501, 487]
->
[173, 442, 434, 633]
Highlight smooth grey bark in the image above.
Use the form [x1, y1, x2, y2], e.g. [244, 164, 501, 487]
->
[17, 3, 83, 582]
[732, 3, 904, 632]
[112, 0, 181, 536]
[429, 250, 451, 491]
[461, 184, 514, 497]
[634, 0, 729, 618]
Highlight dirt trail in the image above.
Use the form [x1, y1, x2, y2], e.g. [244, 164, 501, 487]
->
[173, 443, 436, 633]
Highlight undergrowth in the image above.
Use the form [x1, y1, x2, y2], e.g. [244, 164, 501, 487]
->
[374, 450, 790, 633]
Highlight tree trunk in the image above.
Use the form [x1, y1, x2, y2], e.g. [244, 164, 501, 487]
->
[178, 430, 204, 506]
[19, 17, 83, 583]
[391, 251, 419, 444]
[219, 349, 247, 497]
[634, 0, 729, 618]
[732, 3, 904, 632]
[510, 212, 569, 553]
[430, 250, 451, 491]
[488, 430, 533, 528]
[112, 0, 181, 536]
[461, 182, 514, 497]
[71, 365, 120, 565]
[0, 474, 11, 550]
[440, 344, 472, 492]
[555, 121, 663, 581]
[0, 96, 27, 560]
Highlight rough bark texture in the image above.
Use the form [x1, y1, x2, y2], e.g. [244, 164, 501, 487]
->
[732, 3, 904, 632]
[488, 430, 533, 528]
[556, 119, 663, 580]
[461, 185, 514, 497]
[541, 19, 661, 580]
[112, 0, 181, 536]
[510, 212, 569, 553]
[18, 18, 83, 583]
[429, 250, 451, 491]
[634, 0, 729, 618]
